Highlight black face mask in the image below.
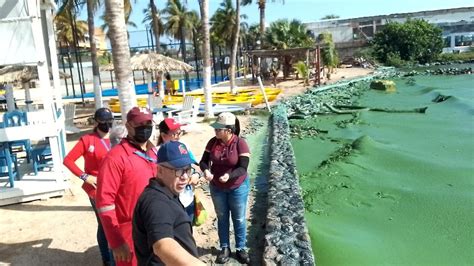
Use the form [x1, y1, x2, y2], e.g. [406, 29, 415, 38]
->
[133, 125, 153, 143]
[97, 122, 113, 133]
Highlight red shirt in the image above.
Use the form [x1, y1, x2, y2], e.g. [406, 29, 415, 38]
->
[63, 132, 111, 198]
[205, 135, 250, 190]
[96, 138, 157, 265]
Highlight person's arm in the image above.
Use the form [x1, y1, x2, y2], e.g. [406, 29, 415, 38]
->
[228, 155, 249, 179]
[63, 137, 86, 177]
[153, 238, 205, 266]
[96, 155, 126, 249]
[63, 137, 97, 187]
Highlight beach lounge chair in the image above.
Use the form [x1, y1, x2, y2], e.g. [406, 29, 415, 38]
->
[175, 97, 201, 132]
[64, 103, 80, 134]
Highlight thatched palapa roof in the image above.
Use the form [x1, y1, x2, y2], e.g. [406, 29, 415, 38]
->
[102, 51, 193, 73]
[0, 65, 70, 83]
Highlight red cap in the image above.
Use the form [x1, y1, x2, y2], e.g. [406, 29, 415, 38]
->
[126, 107, 153, 124]
[163, 118, 182, 131]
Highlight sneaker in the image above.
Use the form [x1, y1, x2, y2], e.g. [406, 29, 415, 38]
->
[215, 247, 231, 264]
[236, 249, 250, 264]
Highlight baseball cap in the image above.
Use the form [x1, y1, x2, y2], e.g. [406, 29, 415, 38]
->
[94, 107, 113, 121]
[159, 118, 182, 132]
[210, 112, 236, 129]
[157, 141, 196, 169]
[126, 107, 153, 124]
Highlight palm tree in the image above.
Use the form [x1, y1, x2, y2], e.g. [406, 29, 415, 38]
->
[265, 19, 314, 79]
[104, 0, 136, 121]
[100, 0, 137, 39]
[198, 0, 214, 118]
[210, 0, 247, 49]
[265, 19, 314, 49]
[143, 1, 164, 52]
[229, 0, 241, 93]
[86, 0, 103, 109]
[163, 0, 199, 63]
[241, 0, 283, 45]
[55, 4, 87, 47]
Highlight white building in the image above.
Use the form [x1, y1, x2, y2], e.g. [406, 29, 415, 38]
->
[304, 7, 474, 58]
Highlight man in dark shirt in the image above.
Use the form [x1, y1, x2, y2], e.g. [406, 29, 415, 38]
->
[133, 141, 204, 266]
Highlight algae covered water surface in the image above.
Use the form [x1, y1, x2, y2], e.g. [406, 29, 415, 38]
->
[291, 73, 474, 265]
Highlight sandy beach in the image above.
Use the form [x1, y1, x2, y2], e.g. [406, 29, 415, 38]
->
[0, 67, 373, 265]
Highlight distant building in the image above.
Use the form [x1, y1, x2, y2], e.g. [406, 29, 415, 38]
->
[78, 27, 108, 51]
[304, 7, 474, 59]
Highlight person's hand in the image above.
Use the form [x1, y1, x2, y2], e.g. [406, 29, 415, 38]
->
[219, 173, 230, 183]
[204, 170, 213, 181]
[188, 171, 201, 185]
[112, 243, 132, 262]
[85, 175, 97, 189]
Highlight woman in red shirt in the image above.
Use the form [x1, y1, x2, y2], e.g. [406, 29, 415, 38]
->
[199, 112, 251, 264]
[63, 107, 114, 265]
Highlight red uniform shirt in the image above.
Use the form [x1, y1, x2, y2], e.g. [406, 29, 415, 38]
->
[206, 135, 250, 190]
[96, 138, 157, 266]
[63, 132, 111, 198]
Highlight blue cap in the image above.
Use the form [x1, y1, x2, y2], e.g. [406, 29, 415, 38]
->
[157, 141, 195, 168]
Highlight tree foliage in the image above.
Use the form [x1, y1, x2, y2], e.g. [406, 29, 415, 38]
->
[372, 19, 443, 65]
[321, 14, 339, 20]
[318, 32, 339, 70]
[210, 0, 247, 49]
[264, 19, 314, 49]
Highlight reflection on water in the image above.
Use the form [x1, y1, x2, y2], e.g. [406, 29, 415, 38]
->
[292, 72, 474, 265]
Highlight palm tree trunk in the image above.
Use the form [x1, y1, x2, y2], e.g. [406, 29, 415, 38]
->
[87, 0, 103, 109]
[150, 0, 160, 52]
[199, 0, 214, 118]
[230, 0, 241, 94]
[105, 0, 136, 121]
[259, 0, 266, 38]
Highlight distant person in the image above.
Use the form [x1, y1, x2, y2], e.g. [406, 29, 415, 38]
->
[133, 141, 205, 266]
[63, 107, 114, 266]
[96, 107, 157, 266]
[157, 118, 201, 221]
[165, 73, 173, 95]
[199, 112, 251, 264]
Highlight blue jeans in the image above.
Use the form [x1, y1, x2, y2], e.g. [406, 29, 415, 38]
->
[210, 177, 250, 250]
[90, 198, 112, 263]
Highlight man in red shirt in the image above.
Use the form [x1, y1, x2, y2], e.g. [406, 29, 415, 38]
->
[96, 107, 157, 266]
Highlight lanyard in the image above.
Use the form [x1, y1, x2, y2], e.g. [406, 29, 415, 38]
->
[100, 138, 111, 152]
[134, 150, 157, 163]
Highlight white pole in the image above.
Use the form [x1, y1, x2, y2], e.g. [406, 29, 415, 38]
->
[5, 84, 15, 111]
[181, 79, 186, 97]
[257, 76, 271, 112]
[147, 71, 153, 109]
[23, 82, 33, 111]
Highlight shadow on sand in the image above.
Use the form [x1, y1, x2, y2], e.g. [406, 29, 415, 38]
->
[0, 238, 101, 265]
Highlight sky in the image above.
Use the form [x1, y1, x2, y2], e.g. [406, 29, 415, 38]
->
[83, 0, 473, 48]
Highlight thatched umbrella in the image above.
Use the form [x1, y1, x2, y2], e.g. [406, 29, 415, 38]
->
[0, 65, 70, 111]
[0, 65, 70, 83]
[102, 51, 193, 104]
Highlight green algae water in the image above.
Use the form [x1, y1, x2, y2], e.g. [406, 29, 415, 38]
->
[291, 73, 474, 265]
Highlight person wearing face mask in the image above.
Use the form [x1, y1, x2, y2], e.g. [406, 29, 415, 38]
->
[96, 107, 158, 266]
[63, 107, 114, 266]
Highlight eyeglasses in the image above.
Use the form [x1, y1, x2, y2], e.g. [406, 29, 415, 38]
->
[160, 164, 194, 178]
[214, 128, 227, 132]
